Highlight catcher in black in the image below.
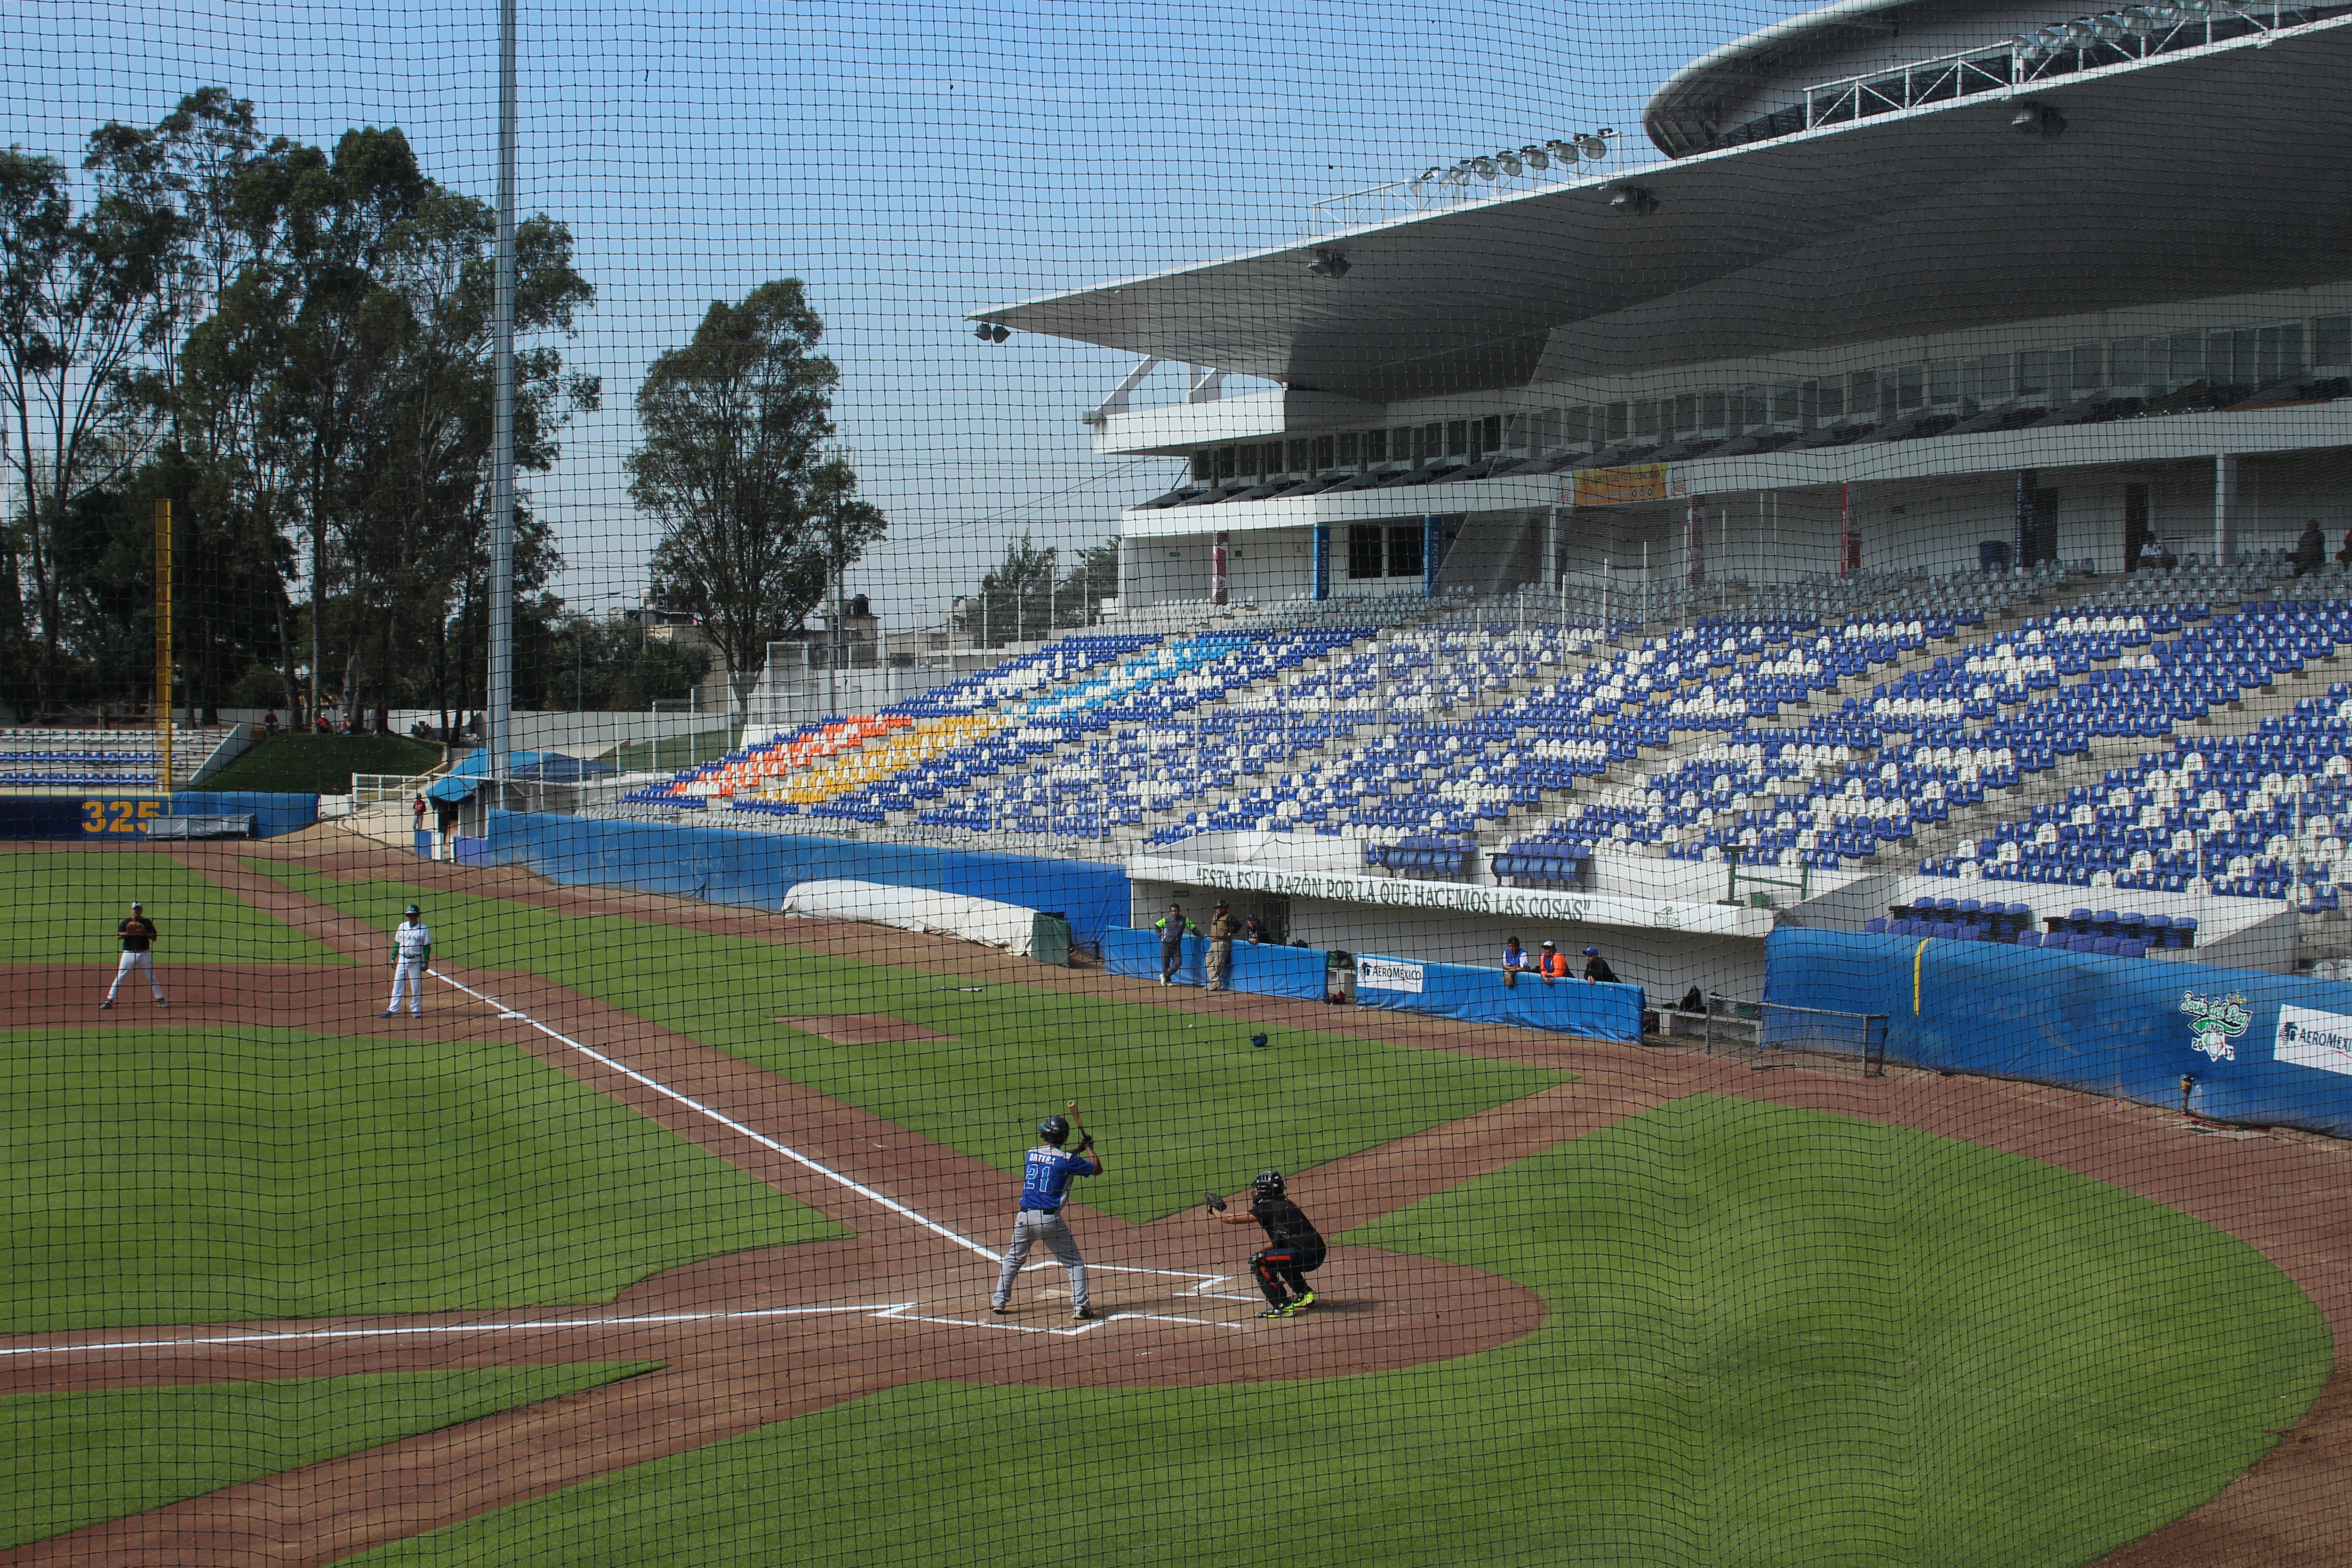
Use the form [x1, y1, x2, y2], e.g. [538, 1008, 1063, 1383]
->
[1208, 1171, 1325, 1318]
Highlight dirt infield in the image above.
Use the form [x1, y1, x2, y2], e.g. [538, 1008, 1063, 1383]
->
[6, 835, 2352, 1563]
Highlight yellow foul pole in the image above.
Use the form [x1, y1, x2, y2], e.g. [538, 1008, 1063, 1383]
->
[154, 499, 172, 794]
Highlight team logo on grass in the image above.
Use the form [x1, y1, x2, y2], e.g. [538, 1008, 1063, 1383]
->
[2180, 990, 2251, 1063]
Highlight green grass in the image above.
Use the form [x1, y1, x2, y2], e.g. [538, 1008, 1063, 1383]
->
[612, 727, 739, 773]
[204, 733, 442, 794]
[0, 1028, 843, 1332]
[348, 1096, 2332, 1568]
[2, 850, 346, 966]
[2, 1364, 654, 1550]
[259, 866, 1563, 1221]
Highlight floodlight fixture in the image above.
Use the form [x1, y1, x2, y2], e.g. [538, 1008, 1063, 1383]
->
[1544, 138, 1578, 163]
[973, 322, 1009, 343]
[1520, 143, 1550, 170]
[1443, 163, 1472, 187]
[2009, 100, 2067, 138]
[1417, 166, 1444, 183]
[1470, 156, 1499, 180]
[1607, 185, 1658, 216]
[2175, 0, 2214, 17]
[1497, 150, 1524, 176]
[2034, 22, 2071, 49]
[1307, 248, 1352, 279]
[2119, 5, 2160, 30]
[2090, 13, 2127, 41]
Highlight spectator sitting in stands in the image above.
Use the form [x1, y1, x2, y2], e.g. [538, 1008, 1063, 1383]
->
[2137, 534, 2175, 571]
[261, 710, 279, 735]
[2293, 518, 2325, 576]
[1536, 940, 1570, 984]
[1500, 936, 1534, 988]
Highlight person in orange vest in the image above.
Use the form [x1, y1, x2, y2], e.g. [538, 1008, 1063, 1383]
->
[1536, 940, 1571, 983]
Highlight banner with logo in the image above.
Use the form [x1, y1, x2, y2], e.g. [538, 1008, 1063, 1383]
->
[1358, 956, 1426, 993]
[1767, 929, 2352, 1137]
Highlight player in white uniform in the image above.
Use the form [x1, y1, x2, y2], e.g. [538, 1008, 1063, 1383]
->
[382, 903, 431, 1018]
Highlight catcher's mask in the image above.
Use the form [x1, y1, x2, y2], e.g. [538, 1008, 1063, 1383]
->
[1252, 1170, 1286, 1198]
[1038, 1115, 1071, 1147]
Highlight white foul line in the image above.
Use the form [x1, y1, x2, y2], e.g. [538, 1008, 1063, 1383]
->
[0, 1294, 1246, 1358]
[431, 969, 1000, 1261]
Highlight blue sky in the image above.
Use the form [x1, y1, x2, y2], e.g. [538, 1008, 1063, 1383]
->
[5, 0, 1809, 629]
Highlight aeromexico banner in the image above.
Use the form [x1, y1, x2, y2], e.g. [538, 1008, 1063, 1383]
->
[1765, 929, 2352, 1137]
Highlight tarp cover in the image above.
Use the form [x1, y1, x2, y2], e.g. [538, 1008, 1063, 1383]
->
[784, 878, 1037, 955]
[1766, 928, 2352, 1137]
[1349, 952, 1647, 1042]
[1102, 928, 1328, 1000]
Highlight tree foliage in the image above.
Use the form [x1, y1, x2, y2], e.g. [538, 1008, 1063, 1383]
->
[0, 91, 596, 725]
[632, 281, 885, 719]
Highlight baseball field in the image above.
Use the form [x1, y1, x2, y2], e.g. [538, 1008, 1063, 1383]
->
[4, 835, 2346, 1565]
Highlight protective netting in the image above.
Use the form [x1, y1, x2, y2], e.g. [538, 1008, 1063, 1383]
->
[7, 0, 2352, 1561]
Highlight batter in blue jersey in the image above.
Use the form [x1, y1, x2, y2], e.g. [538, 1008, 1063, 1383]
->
[990, 1099, 1105, 1321]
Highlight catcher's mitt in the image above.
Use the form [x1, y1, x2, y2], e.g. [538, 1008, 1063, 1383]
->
[1204, 1191, 1228, 1213]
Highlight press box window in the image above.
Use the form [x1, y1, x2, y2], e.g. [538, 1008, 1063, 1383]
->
[1313, 435, 1335, 471]
[1347, 524, 1383, 579]
[1288, 439, 1312, 472]
[1605, 403, 1630, 441]
[1364, 428, 1388, 463]
[2316, 316, 2352, 368]
[1445, 420, 1468, 458]
[1214, 447, 1236, 480]
[1336, 432, 1359, 467]
[1386, 524, 1423, 578]
[1634, 401, 1661, 438]
[1191, 451, 1212, 481]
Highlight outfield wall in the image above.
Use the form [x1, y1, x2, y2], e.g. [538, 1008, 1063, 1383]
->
[481, 811, 1130, 946]
[0, 792, 318, 840]
[1767, 929, 2352, 1138]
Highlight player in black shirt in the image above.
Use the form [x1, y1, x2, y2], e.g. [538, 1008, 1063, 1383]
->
[1213, 1169, 1325, 1318]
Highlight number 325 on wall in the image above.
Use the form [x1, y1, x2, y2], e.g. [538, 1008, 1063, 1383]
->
[82, 799, 161, 834]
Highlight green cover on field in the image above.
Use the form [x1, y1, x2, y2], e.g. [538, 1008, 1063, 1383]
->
[1, 1365, 655, 1549]
[263, 866, 1565, 1222]
[4, 850, 346, 966]
[0, 1028, 843, 1332]
[349, 1097, 2331, 1568]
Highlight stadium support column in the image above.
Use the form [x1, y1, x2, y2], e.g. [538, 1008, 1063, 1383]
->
[485, 0, 518, 786]
[2013, 469, 2036, 570]
[1423, 515, 1441, 598]
[1312, 524, 1330, 601]
[1686, 498, 1705, 588]
[1211, 530, 1228, 606]
[153, 499, 172, 793]
[2214, 454, 2239, 564]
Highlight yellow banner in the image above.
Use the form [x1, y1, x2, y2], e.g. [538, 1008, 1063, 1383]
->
[1572, 462, 1670, 506]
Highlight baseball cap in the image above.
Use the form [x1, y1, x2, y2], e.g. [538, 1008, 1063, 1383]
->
[129, 901, 143, 910]
[403, 904, 421, 916]
[1540, 939, 1556, 948]
[1584, 946, 1600, 956]
[1214, 899, 1229, 908]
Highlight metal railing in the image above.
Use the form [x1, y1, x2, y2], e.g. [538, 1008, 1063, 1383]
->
[351, 771, 441, 806]
[1720, 2, 2322, 152]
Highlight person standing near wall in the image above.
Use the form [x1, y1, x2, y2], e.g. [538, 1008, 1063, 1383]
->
[1536, 940, 1570, 985]
[1500, 936, 1534, 988]
[1205, 900, 1238, 992]
[1153, 903, 1196, 985]
[1583, 945, 1620, 984]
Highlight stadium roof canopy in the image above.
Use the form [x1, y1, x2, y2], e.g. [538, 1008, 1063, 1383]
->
[973, 17, 2352, 403]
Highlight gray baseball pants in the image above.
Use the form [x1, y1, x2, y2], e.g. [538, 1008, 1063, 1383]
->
[991, 1209, 1089, 1313]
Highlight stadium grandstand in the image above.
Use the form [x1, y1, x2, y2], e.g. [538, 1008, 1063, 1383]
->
[607, 0, 2352, 997]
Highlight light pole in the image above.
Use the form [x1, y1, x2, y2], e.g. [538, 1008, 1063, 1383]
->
[486, 0, 518, 789]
